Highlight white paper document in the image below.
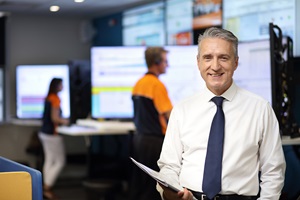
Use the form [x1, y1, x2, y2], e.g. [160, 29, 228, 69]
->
[130, 157, 181, 192]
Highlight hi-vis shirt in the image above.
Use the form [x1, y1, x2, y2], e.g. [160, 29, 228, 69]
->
[41, 93, 61, 135]
[132, 73, 172, 136]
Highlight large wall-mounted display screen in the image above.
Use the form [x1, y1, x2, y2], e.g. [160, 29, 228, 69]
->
[16, 65, 70, 119]
[91, 40, 272, 120]
[122, 2, 165, 46]
[161, 45, 205, 104]
[90, 45, 205, 120]
[223, 0, 295, 43]
[234, 39, 272, 104]
[166, 0, 193, 45]
[193, 0, 222, 30]
[91, 46, 146, 119]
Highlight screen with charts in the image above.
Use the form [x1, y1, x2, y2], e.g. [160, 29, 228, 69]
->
[193, 0, 222, 30]
[234, 39, 272, 104]
[91, 46, 146, 119]
[16, 65, 70, 119]
[90, 45, 205, 120]
[91, 42, 272, 120]
[223, 0, 296, 44]
[166, 0, 193, 45]
[161, 45, 205, 105]
[122, 2, 165, 46]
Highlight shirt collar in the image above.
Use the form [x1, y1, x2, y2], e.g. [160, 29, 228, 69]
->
[203, 81, 237, 102]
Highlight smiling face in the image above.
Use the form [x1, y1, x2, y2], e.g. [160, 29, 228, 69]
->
[197, 37, 238, 95]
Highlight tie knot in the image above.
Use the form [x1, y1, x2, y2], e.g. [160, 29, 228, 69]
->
[211, 96, 224, 107]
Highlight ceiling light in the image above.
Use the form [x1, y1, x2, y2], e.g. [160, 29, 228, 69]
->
[50, 5, 60, 12]
[0, 12, 7, 17]
[74, 0, 85, 2]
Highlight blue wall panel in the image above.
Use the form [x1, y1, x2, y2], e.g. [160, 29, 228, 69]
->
[92, 13, 123, 46]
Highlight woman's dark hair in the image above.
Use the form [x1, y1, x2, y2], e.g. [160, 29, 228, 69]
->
[47, 78, 62, 96]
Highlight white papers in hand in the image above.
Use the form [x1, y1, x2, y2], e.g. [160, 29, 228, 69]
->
[130, 157, 181, 192]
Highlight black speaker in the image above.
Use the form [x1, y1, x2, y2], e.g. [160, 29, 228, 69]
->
[68, 60, 91, 124]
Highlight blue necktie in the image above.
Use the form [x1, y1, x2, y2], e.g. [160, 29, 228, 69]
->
[202, 96, 225, 199]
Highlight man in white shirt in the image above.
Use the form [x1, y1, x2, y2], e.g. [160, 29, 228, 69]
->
[157, 27, 286, 200]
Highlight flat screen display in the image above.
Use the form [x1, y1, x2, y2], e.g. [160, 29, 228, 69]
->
[122, 2, 165, 46]
[91, 46, 146, 119]
[223, 0, 295, 43]
[193, 0, 222, 30]
[91, 41, 272, 120]
[16, 65, 70, 119]
[234, 39, 272, 104]
[166, 0, 193, 45]
[161, 45, 205, 104]
[90, 45, 206, 120]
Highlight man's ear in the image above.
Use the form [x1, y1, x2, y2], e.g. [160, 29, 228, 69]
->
[234, 56, 239, 70]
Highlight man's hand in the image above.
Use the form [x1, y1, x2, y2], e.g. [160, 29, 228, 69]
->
[159, 183, 194, 200]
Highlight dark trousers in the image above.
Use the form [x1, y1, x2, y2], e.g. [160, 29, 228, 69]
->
[129, 134, 164, 200]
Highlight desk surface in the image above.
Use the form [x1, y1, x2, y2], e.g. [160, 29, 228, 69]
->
[10, 118, 42, 126]
[57, 120, 135, 136]
[282, 136, 300, 145]
[56, 119, 300, 145]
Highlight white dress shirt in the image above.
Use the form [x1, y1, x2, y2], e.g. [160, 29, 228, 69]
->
[158, 82, 286, 199]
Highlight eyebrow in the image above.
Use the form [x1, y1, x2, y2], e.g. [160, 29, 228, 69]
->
[201, 53, 231, 58]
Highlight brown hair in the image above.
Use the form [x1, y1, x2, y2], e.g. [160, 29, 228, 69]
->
[145, 47, 168, 68]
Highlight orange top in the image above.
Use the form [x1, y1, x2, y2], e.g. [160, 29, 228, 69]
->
[132, 73, 172, 135]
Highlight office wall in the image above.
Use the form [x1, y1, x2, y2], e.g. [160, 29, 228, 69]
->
[0, 14, 89, 165]
[92, 12, 123, 46]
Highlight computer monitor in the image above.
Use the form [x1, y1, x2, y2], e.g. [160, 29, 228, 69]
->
[193, 0, 222, 30]
[166, 0, 193, 45]
[91, 42, 272, 120]
[90, 45, 205, 120]
[16, 64, 70, 119]
[122, 2, 165, 46]
[161, 45, 205, 105]
[234, 39, 272, 104]
[91, 46, 146, 120]
[223, 0, 295, 43]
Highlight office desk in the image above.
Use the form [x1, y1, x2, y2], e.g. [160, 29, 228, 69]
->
[57, 125, 104, 136]
[57, 120, 135, 145]
[57, 120, 135, 136]
[282, 136, 300, 145]
[57, 120, 135, 178]
[10, 118, 42, 127]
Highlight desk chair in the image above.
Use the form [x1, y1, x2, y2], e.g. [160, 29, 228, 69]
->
[0, 156, 43, 200]
[0, 171, 32, 200]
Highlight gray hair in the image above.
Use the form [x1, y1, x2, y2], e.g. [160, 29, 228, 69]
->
[197, 27, 238, 58]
